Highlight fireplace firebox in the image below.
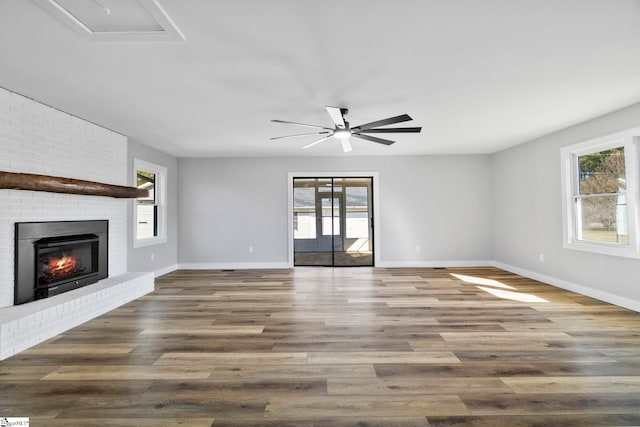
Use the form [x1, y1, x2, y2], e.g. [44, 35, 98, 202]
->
[14, 220, 108, 305]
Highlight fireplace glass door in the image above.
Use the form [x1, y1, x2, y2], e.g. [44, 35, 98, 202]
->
[293, 177, 373, 266]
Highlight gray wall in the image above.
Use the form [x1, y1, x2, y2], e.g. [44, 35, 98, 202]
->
[136, 101, 640, 308]
[177, 155, 493, 266]
[492, 102, 640, 306]
[127, 140, 179, 274]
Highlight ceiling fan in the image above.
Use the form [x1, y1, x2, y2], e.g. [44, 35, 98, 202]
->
[271, 106, 421, 152]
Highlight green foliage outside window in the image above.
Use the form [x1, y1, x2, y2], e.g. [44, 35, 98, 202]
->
[577, 147, 627, 242]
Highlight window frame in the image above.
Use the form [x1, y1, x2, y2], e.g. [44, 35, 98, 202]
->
[561, 128, 640, 259]
[133, 158, 167, 248]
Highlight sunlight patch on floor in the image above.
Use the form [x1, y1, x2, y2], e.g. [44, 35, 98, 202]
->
[347, 238, 370, 252]
[451, 273, 548, 303]
[476, 285, 548, 303]
[450, 273, 514, 289]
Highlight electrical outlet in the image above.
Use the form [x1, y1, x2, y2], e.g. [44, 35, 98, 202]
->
[249, 246, 254, 253]
[416, 245, 421, 252]
[150, 253, 155, 261]
[539, 253, 544, 262]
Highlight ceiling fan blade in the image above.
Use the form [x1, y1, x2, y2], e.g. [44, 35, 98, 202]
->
[339, 137, 353, 153]
[357, 127, 422, 134]
[352, 114, 413, 131]
[352, 133, 395, 146]
[302, 135, 331, 149]
[325, 106, 346, 129]
[271, 119, 332, 130]
[270, 131, 330, 140]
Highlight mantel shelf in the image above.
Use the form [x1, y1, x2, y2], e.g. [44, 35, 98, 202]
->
[0, 171, 148, 198]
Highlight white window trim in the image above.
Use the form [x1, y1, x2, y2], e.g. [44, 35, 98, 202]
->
[133, 158, 167, 248]
[560, 128, 640, 259]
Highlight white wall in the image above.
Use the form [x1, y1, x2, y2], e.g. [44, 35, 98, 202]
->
[178, 155, 493, 267]
[492, 102, 640, 310]
[0, 87, 128, 308]
[127, 140, 178, 275]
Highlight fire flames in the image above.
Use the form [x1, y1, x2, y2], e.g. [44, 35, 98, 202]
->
[48, 255, 78, 277]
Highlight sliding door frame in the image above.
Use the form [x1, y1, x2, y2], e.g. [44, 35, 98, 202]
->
[287, 171, 380, 267]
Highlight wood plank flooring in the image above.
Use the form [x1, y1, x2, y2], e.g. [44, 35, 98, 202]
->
[1, 267, 640, 426]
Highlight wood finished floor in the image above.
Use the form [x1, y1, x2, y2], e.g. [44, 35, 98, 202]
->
[2, 267, 640, 426]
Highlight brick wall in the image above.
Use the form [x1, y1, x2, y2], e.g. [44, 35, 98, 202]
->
[0, 271, 153, 360]
[0, 87, 128, 308]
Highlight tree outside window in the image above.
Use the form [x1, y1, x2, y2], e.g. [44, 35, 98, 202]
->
[577, 147, 627, 244]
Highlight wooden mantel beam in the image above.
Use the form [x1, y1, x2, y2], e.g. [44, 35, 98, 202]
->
[0, 171, 148, 198]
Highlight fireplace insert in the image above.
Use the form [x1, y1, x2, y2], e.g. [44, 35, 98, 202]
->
[14, 220, 108, 305]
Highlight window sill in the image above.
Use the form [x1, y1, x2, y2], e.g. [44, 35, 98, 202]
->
[133, 237, 167, 249]
[564, 240, 640, 260]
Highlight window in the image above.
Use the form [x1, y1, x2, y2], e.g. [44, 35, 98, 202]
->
[293, 184, 317, 239]
[321, 197, 340, 236]
[345, 186, 369, 239]
[561, 129, 640, 258]
[133, 159, 167, 248]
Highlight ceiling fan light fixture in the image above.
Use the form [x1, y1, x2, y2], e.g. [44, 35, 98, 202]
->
[333, 129, 351, 139]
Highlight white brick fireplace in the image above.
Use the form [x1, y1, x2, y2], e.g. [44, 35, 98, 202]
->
[0, 87, 153, 359]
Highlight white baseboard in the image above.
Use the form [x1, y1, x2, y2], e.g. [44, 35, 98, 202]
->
[178, 260, 493, 269]
[170, 259, 639, 313]
[154, 264, 178, 277]
[493, 261, 640, 313]
[177, 262, 291, 270]
[378, 260, 494, 268]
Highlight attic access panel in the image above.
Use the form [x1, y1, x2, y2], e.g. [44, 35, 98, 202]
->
[34, 0, 185, 41]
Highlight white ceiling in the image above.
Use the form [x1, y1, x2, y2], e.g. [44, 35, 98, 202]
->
[1, 0, 640, 157]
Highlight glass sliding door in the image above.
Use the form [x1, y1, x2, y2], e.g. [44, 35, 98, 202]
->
[292, 178, 333, 266]
[335, 178, 373, 266]
[293, 177, 373, 266]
